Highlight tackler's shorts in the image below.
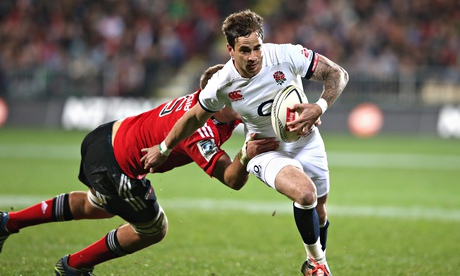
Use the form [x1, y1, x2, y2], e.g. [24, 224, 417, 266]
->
[78, 121, 161, 225]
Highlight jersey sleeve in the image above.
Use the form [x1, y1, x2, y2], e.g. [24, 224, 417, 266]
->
[284, 44, 319, 79]
[181, 124, 226, 177]
[198, 61, 234, 112]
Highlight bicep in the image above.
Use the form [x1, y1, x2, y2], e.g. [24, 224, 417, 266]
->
[308, 53, 349, 105]
[309, 54, 340, 82]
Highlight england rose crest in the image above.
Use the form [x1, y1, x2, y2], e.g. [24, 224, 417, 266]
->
[273, 71, 286, 85]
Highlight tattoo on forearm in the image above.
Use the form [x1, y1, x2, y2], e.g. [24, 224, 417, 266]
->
[311, 56, 349, 107]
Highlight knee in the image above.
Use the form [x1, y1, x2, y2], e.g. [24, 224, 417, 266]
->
[121, 211, 169, 253]
[136, 215, 169, 248]
[295, 187, 317, 206]
[132, 207, 169, 242]
[149, 213, 168, 243]
[276, 166, 317, 206]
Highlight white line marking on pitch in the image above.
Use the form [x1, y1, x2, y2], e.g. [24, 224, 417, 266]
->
[1, 196, 459, 222]
[1, 144, 460, 170]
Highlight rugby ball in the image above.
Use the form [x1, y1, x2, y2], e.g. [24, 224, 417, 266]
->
[271, 85, 308, 142]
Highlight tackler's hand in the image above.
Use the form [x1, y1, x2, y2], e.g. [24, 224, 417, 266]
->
[245, 133, 279, 159]
[140, 145, 168, 173]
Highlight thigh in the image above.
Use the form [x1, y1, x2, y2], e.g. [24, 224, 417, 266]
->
[248, 151, 317, 204]
[295, 132, 330, 197]
[275, 164, 317, 204]
[247, 151, 302, 189]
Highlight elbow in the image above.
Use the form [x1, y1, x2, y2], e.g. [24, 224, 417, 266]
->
[333, 66, 349, 94]
[226, 181, 245, 191]
[226, 176, 248, 191]
[341, 66, 349, 85]
[231, 183, 244, 191]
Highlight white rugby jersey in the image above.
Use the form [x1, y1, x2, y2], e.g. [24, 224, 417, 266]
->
[199, 43, 319, 148]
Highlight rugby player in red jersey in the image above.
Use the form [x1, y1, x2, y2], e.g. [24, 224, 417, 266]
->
[0, 64, 279, 275]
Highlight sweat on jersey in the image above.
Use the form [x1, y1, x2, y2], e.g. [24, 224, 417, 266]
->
[113, 90, 241, 180]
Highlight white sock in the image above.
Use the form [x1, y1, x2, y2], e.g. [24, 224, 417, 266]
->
[304, 238, 325, 264]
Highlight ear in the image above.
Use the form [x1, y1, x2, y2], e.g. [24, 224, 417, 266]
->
[226, 44, 233, 57]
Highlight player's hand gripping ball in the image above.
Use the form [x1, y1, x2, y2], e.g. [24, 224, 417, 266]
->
[271, 85, 308, 142]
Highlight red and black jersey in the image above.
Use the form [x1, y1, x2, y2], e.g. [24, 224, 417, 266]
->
[113, 90, 241, 179]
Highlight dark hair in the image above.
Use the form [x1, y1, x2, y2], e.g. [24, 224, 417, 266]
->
[221, 9, 264, 49]
[200, 64, 224, 89]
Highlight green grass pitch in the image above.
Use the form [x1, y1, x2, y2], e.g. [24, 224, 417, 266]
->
[1, 127, 459, 275]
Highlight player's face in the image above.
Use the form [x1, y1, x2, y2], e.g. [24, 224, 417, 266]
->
[228, 32, 263, 78]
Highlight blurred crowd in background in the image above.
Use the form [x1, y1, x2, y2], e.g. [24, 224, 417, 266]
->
[0, 0, 459, 98]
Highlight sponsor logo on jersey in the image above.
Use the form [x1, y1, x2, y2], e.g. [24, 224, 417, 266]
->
[273, 71, 286, 85]
[301, 48, 318, 72]
[197, 139, 218, 161]
[252, 164, 264, 182]
[228, 90, 244, 102]
[301, 48, 310, 58]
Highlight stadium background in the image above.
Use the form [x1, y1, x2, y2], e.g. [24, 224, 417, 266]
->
[0, 0, 459, 136]
[1, 1, 460, 274]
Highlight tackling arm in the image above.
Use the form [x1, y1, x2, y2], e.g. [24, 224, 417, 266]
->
[212, 134, 279, 190]
[141, 104, 214, 172]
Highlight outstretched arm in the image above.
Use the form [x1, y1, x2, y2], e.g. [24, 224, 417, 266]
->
[141, 104, 214, 172]
[287, 54, 349, 134]
[212, 133, 279, 190]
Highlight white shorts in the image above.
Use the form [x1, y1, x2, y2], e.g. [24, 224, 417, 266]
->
[247, 129, 330, 197]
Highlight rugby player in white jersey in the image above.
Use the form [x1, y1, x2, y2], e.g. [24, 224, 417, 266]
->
[141, 9, 349, 276]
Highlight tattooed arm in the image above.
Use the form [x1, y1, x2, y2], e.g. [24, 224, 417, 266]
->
[287, 54, 349, 134]
[310, 54, 349, 108]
